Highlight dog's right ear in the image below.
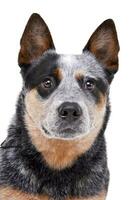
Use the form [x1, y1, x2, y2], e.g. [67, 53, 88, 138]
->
[18, 13, 55, 67]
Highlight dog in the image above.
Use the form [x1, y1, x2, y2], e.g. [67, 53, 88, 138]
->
[0, 13, 119, 200]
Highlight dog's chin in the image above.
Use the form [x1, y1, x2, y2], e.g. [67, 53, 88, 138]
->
[41, 126, 87, 140]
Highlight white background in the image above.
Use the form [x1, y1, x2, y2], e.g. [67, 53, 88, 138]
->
[0, 0, 134, 199]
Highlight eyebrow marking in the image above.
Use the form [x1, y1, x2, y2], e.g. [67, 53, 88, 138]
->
[53, 67, 63, 80]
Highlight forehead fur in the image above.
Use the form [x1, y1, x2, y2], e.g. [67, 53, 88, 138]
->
[43, 50, 107, 83]
[58, 51, 106, 79]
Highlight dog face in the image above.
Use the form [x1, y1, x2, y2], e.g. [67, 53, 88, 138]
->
[19, 14, 119, 140]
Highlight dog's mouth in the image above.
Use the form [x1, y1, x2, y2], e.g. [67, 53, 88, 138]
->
[59, 128, 77, 138]
[41, 125, 79, 139]
[41, 126, 51, 136]
[60, 128, 76, 134]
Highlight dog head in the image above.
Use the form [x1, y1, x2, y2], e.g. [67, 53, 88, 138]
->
[19, 13, 119, 140]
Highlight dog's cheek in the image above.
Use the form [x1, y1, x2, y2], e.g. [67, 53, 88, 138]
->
[24, 89, 45, 126]
[89, 93, 107, 136]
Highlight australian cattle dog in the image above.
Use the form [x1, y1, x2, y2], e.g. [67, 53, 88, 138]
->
[0, 13, 119, 200]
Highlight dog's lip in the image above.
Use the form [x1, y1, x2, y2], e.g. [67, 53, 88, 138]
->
[41, 125, 51, 135]
[41, 125, 86, 140]
[60, 128, 75, 133]
[41, 125, 76, 135]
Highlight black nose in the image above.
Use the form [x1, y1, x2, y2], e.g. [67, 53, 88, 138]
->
[58, 102, 82, 121]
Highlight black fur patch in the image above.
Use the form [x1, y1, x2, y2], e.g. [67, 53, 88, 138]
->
[77, 76, 108, 103]
[22, 52, 60, 90]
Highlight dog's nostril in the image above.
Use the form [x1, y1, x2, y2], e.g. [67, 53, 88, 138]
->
[73, 110, 79, 117]
[58, 102, 82, 121]
[61, 110, 68, 117]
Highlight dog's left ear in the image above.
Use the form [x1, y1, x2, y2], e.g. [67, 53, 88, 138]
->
[18, 13, 55, 67]
[83, 19, 120, 77]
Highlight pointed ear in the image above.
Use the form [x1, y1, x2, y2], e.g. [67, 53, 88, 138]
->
[83, 19, 120, 74]
[18, 13, 55, 67]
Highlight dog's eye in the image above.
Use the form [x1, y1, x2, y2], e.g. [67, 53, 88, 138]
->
[85, 79, 95, 90]
[41, 77, 54, 89]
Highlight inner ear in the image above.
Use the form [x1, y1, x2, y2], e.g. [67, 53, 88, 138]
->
[83, 19, 120, 75]
[18, 13, 55, 67]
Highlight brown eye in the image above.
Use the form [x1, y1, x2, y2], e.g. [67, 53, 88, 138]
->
[85, 79, 95, 90]
[42, 78, 53, 89]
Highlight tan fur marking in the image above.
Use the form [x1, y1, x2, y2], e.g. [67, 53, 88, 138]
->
[25, 113, 100, 170]
[53, 68, 63, 80]
[97, 93, 107, 110]
[75, 69, 85, 80]
[24, 88, 106, 169]
[66, 191, 106, 200]
[0, 187, 49, 200]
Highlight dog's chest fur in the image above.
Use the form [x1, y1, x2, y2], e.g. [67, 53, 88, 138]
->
[0, 115, 109, 199]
